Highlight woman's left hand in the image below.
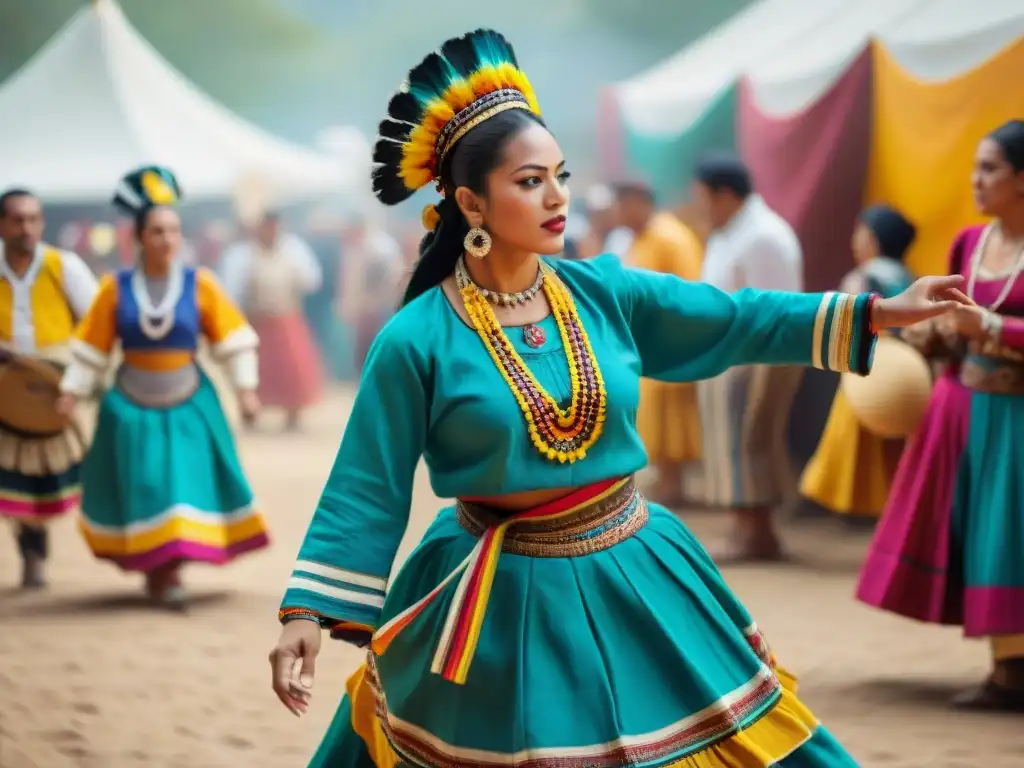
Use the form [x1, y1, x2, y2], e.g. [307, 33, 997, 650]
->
[871, 275, 973, 331]
[237, 389, 261, 422]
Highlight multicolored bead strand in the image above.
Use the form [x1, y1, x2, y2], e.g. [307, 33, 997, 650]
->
[459, 262, 607, 463]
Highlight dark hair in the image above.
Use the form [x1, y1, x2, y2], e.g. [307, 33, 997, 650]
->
[612, 181, 655, 205]
[694, 152, 753, 199]
[401, 108, 546, 306]
[989, 119, 1024, 172]
[0, 188, 37, 218]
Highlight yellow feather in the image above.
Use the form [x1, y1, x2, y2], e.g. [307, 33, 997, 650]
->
[393, 59, 542, 192]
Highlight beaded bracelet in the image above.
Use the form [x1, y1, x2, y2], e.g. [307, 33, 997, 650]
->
[281, 611, 322, 626]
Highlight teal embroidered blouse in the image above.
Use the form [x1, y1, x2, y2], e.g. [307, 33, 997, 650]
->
[280, 254, 876, 633]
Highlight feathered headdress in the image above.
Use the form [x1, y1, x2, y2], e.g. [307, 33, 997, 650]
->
[112, 165, 182, 217]
[372, 29, 541, 207]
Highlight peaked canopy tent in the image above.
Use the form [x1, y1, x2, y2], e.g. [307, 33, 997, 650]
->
[867, 0, 1024, 275]
[0, 0, 359, 204]
[737, 0, 928, 293]
[607, 0, 850, 203]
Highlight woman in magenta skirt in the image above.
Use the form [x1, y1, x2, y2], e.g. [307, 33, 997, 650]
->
[857, 120, 1024, 711]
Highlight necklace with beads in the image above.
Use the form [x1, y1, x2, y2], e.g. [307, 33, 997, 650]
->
[967, 223, 1024, 312]
[454, 258, 545, 306]
[456, 257, 607, 463]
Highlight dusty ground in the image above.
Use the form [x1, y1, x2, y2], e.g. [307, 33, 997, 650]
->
[1, 386, 1022, 768]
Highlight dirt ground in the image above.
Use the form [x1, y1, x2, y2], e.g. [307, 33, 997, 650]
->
[1, 386, 1022, 768]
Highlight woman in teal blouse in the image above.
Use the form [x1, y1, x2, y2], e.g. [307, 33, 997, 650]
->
[268, 30, 965, 768]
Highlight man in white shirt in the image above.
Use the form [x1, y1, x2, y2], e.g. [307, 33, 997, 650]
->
[693, 153, 804, 563]
[576, 184, 633, 259]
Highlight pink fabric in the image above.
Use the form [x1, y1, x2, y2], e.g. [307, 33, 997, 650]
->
[252, 312, 325, 410]
[0, 492, 80, 520]
[855, 226, 981, 626]
[597, 86, 625, 178]
[737, 47, 872, 292]
[855, 372, 972, 624]
[102, 534, 270, 573]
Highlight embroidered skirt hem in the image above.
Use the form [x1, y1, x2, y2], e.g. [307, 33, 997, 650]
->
[311, 664, 855, 768]
[305, 500, 856, 766]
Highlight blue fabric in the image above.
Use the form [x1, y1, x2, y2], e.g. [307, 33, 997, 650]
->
[115, 266, 200, 352]
[81, 371, 258, 571]
[955, 388, 1024, 595]
[282, 255, 875, 628]
[308, 695, 376, 768]
[779, 726, 859, 766]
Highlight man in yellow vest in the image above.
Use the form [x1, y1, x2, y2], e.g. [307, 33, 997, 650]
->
[0, 189, 98, 588]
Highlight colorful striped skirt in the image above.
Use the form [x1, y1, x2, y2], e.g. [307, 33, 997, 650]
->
[858, 360, 1024, 636]
[0, 420, 85, 523]
[310, 477, 857, 767]
[78, 373, 270, 573]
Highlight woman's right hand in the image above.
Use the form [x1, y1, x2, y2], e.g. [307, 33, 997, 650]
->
[269, 618, 322, 716]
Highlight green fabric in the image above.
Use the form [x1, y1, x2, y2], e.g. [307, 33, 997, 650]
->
[623, 83, 738, 204]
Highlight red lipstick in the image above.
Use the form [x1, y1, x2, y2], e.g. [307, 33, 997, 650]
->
[541, 215, 566, 234]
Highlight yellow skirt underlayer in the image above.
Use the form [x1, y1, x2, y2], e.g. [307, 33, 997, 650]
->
[347, 664, 820, 768]
[799, 389, 903, 517]
[637, 378, 702, 464]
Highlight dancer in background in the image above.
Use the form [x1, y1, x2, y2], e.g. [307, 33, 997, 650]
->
[693, 153, 805, 562]
[858, 120, 1024, 711]
[617, 181, 703, 506]
[267, 29, 965, 767]
[0, 189, 97, 588]
[57, 167, 270, 608]
[800, 205, 916, 523]
[221, 212, 324, 430]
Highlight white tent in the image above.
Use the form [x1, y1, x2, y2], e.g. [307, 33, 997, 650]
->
[877, 0, 1024, 80]
[613, 0, 852, 138]
[0, 0, 361, 203]
[745, 0, 928, 116]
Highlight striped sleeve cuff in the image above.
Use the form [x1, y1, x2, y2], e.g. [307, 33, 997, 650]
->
[811, 292, 876, 375]
[279, 559, 386, 643]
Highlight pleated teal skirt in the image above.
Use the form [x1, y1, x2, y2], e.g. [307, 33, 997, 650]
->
[310, 502, 857, 767]
[79, 372, 270, 572]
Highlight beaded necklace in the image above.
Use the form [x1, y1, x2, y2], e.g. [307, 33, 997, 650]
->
[457, 257, 607, 463]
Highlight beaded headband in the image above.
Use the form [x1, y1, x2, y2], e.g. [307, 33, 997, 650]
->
[371, 29, 541, 209]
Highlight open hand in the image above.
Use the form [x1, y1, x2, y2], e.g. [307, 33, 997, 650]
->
[872, 275, 973, 331]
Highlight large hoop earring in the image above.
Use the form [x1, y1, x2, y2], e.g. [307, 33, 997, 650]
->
[464, 227, 492, 259]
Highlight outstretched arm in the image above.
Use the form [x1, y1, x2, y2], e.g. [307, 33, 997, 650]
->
[278, 321, 429, 645]
[621, 266, 877, 381]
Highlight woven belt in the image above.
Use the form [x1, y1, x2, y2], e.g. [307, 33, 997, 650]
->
[372, 476, 647, 685]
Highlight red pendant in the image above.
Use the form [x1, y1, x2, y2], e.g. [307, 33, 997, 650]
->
[523, 323, 546, 349]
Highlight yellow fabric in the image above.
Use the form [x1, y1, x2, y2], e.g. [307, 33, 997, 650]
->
[196, 267, 250, 345]
[32, 247, 75, 348]
[0, 279, 9, 342]
[865, 39, 1024, 276]
[74, 273, 119, 355]
[121, 349, 195, 371]
[0, 246, 75, 348]
[79, 510, 268, 556]
[629, 213, 704, 463]
[346, 665, 400, 768]
[799, 388, 904, 517]
[346, 662, 815, 768]
[991, 634, 1024, 662]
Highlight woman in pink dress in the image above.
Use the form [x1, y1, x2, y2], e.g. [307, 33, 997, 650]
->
[220, 213, 325, 430]
[857, 120, 1024, 711]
